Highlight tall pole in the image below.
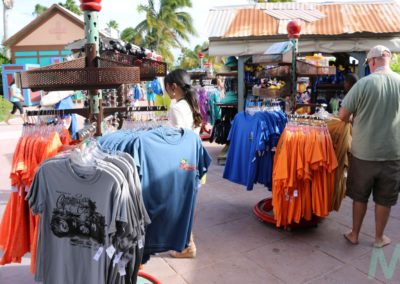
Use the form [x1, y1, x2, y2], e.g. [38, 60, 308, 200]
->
[287, 20, 302, 113]
[81, 0, 103, 135]
[291, 38, 297, 109]
[2, 0, 13, 59]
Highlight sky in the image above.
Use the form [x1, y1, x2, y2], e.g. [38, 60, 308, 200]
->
[0, 0, 252, 49]
[0, 0, 390, 57]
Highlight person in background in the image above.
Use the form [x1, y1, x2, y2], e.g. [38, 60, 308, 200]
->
[164, 69, 202, 258]
[55, 96, 78, 140]
[343, 73, 359, 94]
[40, 91, 78, 139]
[339, 45, 400, 248]
[331, 73, 359, 115]
[146, 81, 155, 106]
[6, 79, 24, 124]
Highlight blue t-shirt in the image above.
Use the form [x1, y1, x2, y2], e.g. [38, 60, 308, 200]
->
[151, 79, 163, 95]
[253, 111, 287, 189]
[131, 127, 212, 255]
[134, 85, 142, 100]
[223, 112, 265, 190]
[55, 96, 78, 139]
[224, 111, 287, 191]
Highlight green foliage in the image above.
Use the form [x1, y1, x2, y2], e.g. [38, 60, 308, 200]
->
[0, 51, 11, 65]
[125, 0, 196, 66]
[177, 47, 200, 69]
[176, 41, 224, 72]
[391, 54, 400, 74]
[121, 27, 143, 44]
[107, 20, 119, 30]
[249, 0, 293, 2]
[59, 0, 82, 16]
[33, 0, 82, 17]
[33, 4, 48, 16]
[0, 96, 12, 122]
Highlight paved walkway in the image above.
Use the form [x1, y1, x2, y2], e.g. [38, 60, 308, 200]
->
[0, 121, 399, 283]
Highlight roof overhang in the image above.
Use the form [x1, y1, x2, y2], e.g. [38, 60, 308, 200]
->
[208, 35, 400, 56]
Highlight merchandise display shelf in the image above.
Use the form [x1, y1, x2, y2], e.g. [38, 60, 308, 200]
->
[16, 56, 140, 92]
[101, 51, 167, 80]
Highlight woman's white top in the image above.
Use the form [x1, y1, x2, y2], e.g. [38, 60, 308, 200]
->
[168, 99, 200, 134]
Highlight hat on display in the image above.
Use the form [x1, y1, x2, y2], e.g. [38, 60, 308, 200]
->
[224, 56, 238, 67]
[365, 45, 392, 63]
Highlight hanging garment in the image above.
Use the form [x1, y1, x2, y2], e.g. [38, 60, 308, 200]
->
[134, 85, 142, 100]
[207, 89, 222, 126]
[197, 87, 209, 124]
[27, 144, 149, 284]
[223, 110, 287, 190]
[272, 123, 338, 227]
[326, 117, 352, 211]
[0, 125, 71, 273]
[99, 126, 212, 263]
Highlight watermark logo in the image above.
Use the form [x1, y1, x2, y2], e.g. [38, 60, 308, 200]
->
[369, 244, 400, 280]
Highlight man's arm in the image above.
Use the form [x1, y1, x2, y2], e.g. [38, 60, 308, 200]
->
[339, 107, 352, 122]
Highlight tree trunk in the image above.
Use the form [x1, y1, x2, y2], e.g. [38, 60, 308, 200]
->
[3, 6, 11, 59]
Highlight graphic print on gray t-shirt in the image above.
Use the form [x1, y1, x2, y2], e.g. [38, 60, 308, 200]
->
[50, 192, 106, 246]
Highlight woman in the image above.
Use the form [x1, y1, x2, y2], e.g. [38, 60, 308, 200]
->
[165, 69, 202, 134]
[6, 79, 24, 124]
[164, 69, 202, 258]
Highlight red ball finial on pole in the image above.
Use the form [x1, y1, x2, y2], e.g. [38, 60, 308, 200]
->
[80, 0, 102, 12]
[287, 20, 301, 39]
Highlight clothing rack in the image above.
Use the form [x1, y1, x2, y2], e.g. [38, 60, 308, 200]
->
[287, 113, 325, 121]
[76, 122, 97, 141]
[26, 106, 168, 133]
[16, 1, 167, 137]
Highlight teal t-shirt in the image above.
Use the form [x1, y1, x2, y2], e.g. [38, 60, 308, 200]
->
[10, 84, 22, 103]
[342, 70, 400, 161]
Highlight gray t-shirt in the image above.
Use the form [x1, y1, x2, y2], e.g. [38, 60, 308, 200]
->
[342, 70, 400, 161]
[27, 158, 128, 284]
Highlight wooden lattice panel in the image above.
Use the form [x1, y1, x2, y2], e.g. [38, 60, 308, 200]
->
[19, 67, 140, 91]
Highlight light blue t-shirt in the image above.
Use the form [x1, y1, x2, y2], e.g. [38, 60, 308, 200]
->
[131, 127, 212, 255]
[10, 84, 22, 103]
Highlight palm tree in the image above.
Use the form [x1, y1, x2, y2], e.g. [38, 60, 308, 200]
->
[133, 0, 196, 65]
[59, 0, 82, 16]
[121, 27, 144, 44]
[2, 0, 13, 58]
[178, 47, 200, 70]
[107, 20, 119, 30]
[249, 0, 292, 2]
[33, 4, 48, 16]
[177, 42, 223, 72]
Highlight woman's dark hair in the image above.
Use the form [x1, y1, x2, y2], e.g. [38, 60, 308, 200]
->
[165, 69, 202, 127]
[10, 79, 15, 85]
[344, 73, 358, 87]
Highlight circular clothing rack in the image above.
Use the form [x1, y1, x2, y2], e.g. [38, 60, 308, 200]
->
[253, 197, 321, 229]
[137, 271, 162, 284]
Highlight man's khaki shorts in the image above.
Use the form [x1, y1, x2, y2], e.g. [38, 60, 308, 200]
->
[346, 155, 400, 207]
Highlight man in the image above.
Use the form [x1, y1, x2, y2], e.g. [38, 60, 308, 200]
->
[339, 45, 400, 248]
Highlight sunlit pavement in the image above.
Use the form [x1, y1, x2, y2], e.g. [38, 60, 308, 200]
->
[0, 120, 399, 284]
